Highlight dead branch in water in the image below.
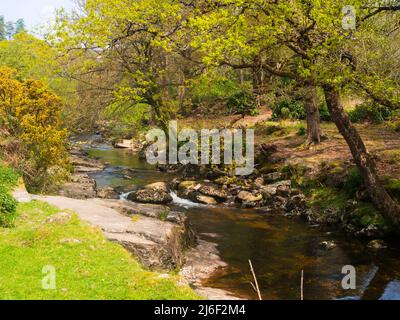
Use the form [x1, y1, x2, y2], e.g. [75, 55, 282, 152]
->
[301, 270, 304, 301]
[249, 259, 262, 300]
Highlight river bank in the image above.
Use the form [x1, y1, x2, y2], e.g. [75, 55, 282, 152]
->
[55, 135, 400, 300]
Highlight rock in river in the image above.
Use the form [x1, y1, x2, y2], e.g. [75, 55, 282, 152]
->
[198, 185, 229, 202]
[367, 239, 388, 250]
[319, 241, 337, 251]
[97, 187, 120, 200]
[236, 191, 263, 207]
[196, 195, 218, 205]
[127, 182, 173, 204]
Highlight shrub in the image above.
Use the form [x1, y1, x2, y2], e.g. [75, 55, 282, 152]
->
[319, 101, 331, 121]
[0, 186, 17, 227]
[272, 98, 332, 121]
[272, 99, 306, 120]
[0, 67, 69, 193]
[297, 126, 306, 136]
[227, 91, 256, 115]
[348, 101, 392, 123]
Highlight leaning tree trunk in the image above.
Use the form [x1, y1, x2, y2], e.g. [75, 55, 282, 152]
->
[323, 84, 400, 229]
[304, 85, 322, 145]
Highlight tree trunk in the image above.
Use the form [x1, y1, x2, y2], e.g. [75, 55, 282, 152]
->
[304, 85, 321, 145]
[252, 55, 263, 110]
[239, 69, 245, 85]
[178, 84, 187, 117]
[323, 84, 400, 229]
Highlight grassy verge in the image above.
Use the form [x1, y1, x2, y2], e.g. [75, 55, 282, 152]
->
[0, 200, 199, 300]
[0, 165, 20, 190]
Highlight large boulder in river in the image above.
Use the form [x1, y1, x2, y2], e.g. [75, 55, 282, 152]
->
[97, 187, 120, 200]
[198, 185, 229, 203]
[128, 182, 173, 204]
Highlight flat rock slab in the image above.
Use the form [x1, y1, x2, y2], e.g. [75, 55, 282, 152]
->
[180, 240, 227, 285]
[13, 188, 191, 270]
[40, 196, 189, 269]
[179, 240, 241, 300]
[98, 199, 169, 219]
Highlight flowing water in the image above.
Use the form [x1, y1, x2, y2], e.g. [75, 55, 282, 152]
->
[87, 146, 400, 300]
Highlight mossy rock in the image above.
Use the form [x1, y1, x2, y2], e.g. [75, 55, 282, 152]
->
[385, 178, 400, 201]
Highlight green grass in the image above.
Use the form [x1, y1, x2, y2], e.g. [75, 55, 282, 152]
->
[0, 200, 199, 300]
[0, 165, 19, 191]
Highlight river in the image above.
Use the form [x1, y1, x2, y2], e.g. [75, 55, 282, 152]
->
[86, 145, 400, 300]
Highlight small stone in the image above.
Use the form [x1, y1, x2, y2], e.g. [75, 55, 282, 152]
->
[367, 239, 387, 249]
[276, 185, 291, 197]
[253, 177, 265, 188]
[320, 241, 337, 250]
[46, 212, 72, 224]
[196, 195, 218, 205]
[264, 172, 283, 183]
[60, 238, 82, 244]
[178, 181, 197, 191]
[237, 191, 263, 203]
[169, 178, 181, 190]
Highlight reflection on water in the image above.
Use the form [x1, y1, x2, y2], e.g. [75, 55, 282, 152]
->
[87, 149, 175, 188]
[182, 206, 400, 300]
[87, 146, 400, 300]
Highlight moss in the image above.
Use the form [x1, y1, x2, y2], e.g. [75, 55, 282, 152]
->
[353, 203, 385, 228]
[385, 178, 400, 201]
[308, 187, 348, 212]
[306, 186, 390, 233]
[280, 164, 314, 189]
